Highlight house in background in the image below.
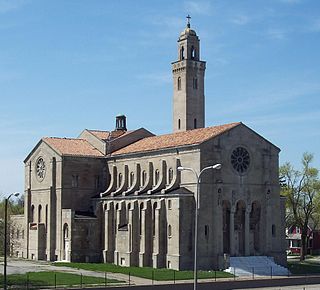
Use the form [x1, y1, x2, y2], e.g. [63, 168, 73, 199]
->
[286, 225, 320, 255]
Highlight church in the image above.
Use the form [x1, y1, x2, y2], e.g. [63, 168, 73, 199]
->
[12, 19, 287, 270]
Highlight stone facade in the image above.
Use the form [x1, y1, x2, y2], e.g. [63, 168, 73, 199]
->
[11, 22, 286, 270]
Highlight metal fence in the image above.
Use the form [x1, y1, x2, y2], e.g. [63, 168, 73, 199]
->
[3, 267, 317, 290]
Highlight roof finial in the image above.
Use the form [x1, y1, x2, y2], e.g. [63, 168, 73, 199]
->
[186, 14, 191, 28]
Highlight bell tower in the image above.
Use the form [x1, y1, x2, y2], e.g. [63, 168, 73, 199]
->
[172, 16, 206, 132]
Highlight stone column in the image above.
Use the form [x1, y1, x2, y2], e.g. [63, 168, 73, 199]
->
[152, 205, 160, 268]
[128, 201, 139, 266]
[229, 208, 235, 256]
[103, 202, 114, 263]
[139, 204, 146, 267]
[245, 208, 250, 256]
[114, 207, 120, 265]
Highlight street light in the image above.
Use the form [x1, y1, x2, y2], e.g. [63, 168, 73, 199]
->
[178, 164, 221, 290]
[4, 192, 20, 290]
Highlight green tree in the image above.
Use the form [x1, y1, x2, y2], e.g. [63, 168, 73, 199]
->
[0, 197, 24, 256]
[280, 153, 320, 260]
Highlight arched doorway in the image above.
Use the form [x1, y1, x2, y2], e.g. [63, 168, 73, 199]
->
[234, 200, 246, 256]
[250, 201, 261, 255]
[63, 223, 70, 261]
[222, 200, 231, 254]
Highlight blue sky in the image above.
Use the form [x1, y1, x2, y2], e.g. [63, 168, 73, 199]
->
[0, 0, 319, 196]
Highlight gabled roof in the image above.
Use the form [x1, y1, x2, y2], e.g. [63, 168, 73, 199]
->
[87, 129, 131, 142]
[43, 137, 104, 157]
[112, 122, 241, 156]
[87, 130, 110, 140]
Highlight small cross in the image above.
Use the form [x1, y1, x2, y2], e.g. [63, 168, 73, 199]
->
[186, 14, 191, 27]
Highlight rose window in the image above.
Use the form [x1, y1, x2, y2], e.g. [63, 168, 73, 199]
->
[231, 147, 250, 174]
[36, 157, 46, 181]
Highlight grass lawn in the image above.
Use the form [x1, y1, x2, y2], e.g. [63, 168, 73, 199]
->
[288, 259, 320, 275]
[0, 271, 122, 288]
[54, 262, 233, 281]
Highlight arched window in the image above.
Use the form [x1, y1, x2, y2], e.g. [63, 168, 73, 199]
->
[130, 172, 134, 187]
[168, 168, 174, 184]
[177, 77, 181, 91]
[194, 118, 197, 129]
[272, 224, 276, 237]
[152, 202, 157, 236]
[168, 224, 172, 237]
[191, 46, 196, 59]
[38, 205, 42, 223]
[119, 202, 127, 228]
[205, 225, 209, 237]
[142, 170, 147, 187]
[193, 78, 198, 89]
[31, 205, 35, 223]
[115, 203, 119, 231]
[139, 203, 143, 235]
[178, 119, 181, 130]
[126, 203, 131, 224]
[118, 173, 122, 188]
[16, 229, 20, 239]
[63, 223, 69, 239]
[180, 46, 184, 60]
[45, 205, 48, 231]
[154, 169, 160, 185]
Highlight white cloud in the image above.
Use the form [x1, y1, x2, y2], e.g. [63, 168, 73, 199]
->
[212, 81, 320, 118]
[247, 110, 320, 127]
[184, 1, 212, 16]
[151, 16, 185, 30]
[0, 0, 28, 14]
[231, 15, 250, 26]
[267, 28, 287, 40]
[309, 18, 320, 33]
[136, 72, 171, 85]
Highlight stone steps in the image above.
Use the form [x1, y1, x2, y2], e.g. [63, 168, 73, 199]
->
[225, 256, 289, 277]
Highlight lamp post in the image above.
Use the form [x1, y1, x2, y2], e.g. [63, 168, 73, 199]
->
[4, 192, 20, 290]
[178, 164, 221, 290]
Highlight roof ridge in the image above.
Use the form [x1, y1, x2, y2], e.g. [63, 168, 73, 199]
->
[87, 129, 110, 133]
[43, 136, 86, 141]
[137, 122, 241, 139]
[112, 122, 241, 156]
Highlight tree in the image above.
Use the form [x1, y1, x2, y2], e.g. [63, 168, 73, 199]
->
[0, 197, 24, 256]
[280, 152, 320, 260]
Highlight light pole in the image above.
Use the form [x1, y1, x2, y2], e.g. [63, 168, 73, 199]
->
[178, 164, 221, 290]
[4, 192, 20, 290]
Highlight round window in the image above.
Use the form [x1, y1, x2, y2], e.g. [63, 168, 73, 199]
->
[231, 147, 250, 174]
[36, 157, 46, 181]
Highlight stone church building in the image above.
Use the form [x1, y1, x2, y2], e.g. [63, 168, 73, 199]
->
[12, 21, 286, 270]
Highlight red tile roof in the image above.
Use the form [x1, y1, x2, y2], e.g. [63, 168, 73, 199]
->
[112, 122, 241, 156]
[43, 137, 104, 157]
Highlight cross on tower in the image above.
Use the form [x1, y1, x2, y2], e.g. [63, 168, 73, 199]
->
[186, 14, 191, 28]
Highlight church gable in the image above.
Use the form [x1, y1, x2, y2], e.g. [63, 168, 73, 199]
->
[24, 138, 62, 164]
[79, 127, 155, 155]
[200, 123, 280, 186]
[201, 123, 280, 154]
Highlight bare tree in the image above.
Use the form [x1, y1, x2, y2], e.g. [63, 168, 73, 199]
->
[280, 152, 320, 261]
